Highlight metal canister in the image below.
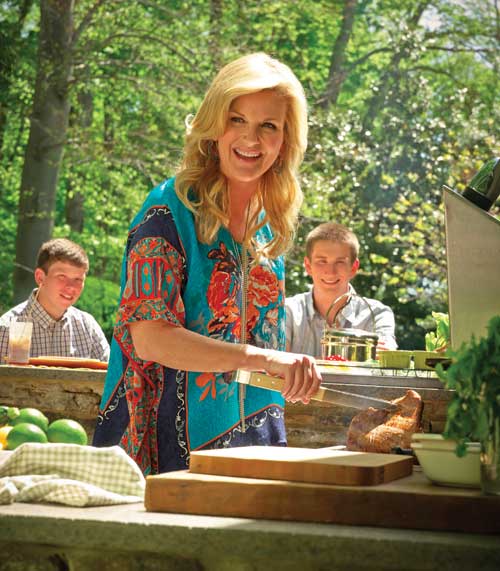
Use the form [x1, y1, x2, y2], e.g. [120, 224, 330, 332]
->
[321, 292, 378, 362]
[320, 327, 378, 361]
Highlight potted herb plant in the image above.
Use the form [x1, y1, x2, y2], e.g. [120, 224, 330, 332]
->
[437, 315, 500, 495]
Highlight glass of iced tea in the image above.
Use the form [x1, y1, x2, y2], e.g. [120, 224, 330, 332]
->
[7, 320, 33, 364]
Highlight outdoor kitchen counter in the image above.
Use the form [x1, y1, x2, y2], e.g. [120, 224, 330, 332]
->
[0, 367, 492, 571]
[0, 499, 499, 571]
[0, 363, 452, 446]
[0, 364, 105, 439]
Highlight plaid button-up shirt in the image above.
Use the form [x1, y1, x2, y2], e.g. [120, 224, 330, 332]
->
[0, 290, 110, 362]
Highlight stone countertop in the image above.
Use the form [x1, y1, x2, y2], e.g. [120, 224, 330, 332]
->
[0, 363, 106, 384]
[0, 499, 499, 571]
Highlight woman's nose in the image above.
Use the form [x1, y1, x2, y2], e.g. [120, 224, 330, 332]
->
[243, 123, 259, 143]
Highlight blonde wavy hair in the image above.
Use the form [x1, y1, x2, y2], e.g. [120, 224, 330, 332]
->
[175, 52, 308, 260]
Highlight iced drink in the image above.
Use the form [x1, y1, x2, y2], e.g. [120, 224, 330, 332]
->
[7, 321, 33, 364]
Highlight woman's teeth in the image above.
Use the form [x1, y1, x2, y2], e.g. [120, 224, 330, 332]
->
[235, 149, 260, 158]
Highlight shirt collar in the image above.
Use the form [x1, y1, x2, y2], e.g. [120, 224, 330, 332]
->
[340, 284, 358, 323]
[308, 283, 358, 324]
[28, 289, 69, 328]
[303, 289, 319, 322]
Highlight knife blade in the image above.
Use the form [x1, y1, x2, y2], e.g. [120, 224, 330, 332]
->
[234, 369, 397, 411]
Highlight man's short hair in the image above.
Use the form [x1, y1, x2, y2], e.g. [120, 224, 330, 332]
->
[305, 222, 359, 262]
[36, 238, 89, 273]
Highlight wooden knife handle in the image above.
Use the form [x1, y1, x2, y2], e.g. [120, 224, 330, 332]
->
[235, 370, 396, 410]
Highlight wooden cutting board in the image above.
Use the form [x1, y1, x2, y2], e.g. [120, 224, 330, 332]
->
[189, 446, 413, 486]
[144, 469, 500, 533]
[28, 356, 108, 370]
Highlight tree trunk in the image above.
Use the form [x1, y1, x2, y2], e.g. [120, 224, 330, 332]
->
[65, 86, 93, 233]
[209, 0, 223, 70]
[14, 0, 74, 302]
[320, 0, 358, 108]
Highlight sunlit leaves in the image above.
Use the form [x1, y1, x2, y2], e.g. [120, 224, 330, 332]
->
[1, 0, 498, 351]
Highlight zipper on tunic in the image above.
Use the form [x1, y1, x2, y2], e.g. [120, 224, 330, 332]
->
[239, 244, 249, 433]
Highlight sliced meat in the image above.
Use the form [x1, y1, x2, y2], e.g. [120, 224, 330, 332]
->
[346, 389, 423, 453]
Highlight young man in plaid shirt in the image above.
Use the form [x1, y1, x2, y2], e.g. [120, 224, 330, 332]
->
[0, 238, 109, 362]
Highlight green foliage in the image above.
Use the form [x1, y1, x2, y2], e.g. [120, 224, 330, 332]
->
[76, 276, 121, 341]
[438, 316, 500, 456]
[1, 0, 499, 348]
[422, 312, 450, 352]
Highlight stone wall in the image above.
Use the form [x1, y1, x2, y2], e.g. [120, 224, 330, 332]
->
[285, 385, 451, 448]
[0, 366, 451, 448]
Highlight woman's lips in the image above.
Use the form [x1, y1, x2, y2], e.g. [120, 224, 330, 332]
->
[234, 148, 262, 160]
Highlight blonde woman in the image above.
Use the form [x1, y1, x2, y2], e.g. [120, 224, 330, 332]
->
[94, 53, 322, 474]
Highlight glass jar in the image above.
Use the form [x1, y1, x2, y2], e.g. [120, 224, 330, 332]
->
[481, 415, 500, 495]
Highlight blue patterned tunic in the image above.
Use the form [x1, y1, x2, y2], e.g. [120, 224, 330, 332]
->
[93, 177, 287, 474]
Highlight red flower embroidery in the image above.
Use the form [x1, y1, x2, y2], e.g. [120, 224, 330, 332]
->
[207, 271, 231, 311]
[246, 302, 260, 332]
[248, 265, 279, 307]
[196, 371, 217, 401]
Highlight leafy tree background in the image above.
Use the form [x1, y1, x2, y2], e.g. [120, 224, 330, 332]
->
[1, 0, 498, 347]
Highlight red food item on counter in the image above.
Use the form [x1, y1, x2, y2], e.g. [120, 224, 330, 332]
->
[325, 355, 348, 362]
[346, 389, 423, 453]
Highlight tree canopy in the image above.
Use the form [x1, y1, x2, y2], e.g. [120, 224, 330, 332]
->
[1, 0, 499, 346]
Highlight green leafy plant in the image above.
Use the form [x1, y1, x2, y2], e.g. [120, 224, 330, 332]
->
[76, 276, 120, 342]
[424, 312, 450, 352]
[437, 315, 500, 456]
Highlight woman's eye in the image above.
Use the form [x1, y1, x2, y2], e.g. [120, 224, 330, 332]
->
[230, 116, 244, 124]
[263, 122, 277, 130]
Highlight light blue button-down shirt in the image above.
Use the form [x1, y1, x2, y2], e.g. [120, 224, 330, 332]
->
[285, 284, 397, 357]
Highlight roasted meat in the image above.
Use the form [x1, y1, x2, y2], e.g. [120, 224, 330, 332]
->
[346, 389, 423, 453]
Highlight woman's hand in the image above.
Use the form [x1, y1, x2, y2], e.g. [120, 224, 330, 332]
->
[130, 320, 322, 405]
[261, 350, 322, 405]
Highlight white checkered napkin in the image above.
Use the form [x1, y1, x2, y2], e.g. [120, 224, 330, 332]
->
[0, 475, 50, 504]
[0, 443, 145, 506]
[0, 474, 57, 504]
[15, 477, 143, 507]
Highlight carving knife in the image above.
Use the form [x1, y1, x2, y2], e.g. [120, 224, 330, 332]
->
[234, 370, 397, 411]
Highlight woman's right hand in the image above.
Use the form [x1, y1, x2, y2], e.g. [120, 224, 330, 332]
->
[260, 350, 322, 405]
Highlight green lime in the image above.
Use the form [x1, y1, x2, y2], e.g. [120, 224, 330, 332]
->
[47, 419, 88, 446]
[10, 408, 49, 432]
[7, 406, 20, 422]
[0, 406, 19, 425]
[7, 422, 48, 450]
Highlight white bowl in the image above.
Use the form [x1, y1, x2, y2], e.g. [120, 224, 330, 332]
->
[411, 434, 481, 488]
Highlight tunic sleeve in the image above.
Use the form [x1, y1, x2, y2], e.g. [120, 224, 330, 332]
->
[114, 206, 186, 361]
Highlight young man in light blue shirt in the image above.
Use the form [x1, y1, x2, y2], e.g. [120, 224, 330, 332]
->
[286, 222, 397, 357]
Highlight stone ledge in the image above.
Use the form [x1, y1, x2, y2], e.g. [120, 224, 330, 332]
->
[0, 502, 499, 571]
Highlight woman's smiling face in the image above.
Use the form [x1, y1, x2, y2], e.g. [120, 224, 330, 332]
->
[217, 89, 287, 194]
